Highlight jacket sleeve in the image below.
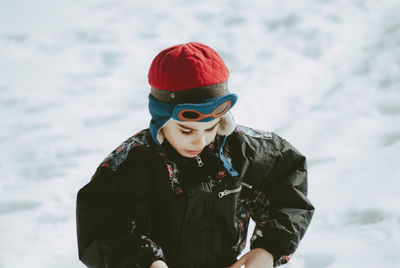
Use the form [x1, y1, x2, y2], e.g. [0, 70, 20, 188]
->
[247, 134, 315, 267]
[76, 152, 165, 268]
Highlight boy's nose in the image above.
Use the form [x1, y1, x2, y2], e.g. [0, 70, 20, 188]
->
[191, 135, 206, 148]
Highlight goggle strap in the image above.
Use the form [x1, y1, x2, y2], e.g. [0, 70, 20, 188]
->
[151, 81, 229, 103]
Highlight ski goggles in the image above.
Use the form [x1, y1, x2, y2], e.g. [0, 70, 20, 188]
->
[171, 94, 237, 122]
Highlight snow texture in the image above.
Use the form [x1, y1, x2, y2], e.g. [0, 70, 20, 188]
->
[1, 0, 400, 267]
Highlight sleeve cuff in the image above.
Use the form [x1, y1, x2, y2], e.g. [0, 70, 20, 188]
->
[251, 238, 296, 267]
[137, 235, 166, 268]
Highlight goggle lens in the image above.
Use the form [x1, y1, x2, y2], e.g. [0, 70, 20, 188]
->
[181, 111, 200, 119]
[214, 102, 229, 116]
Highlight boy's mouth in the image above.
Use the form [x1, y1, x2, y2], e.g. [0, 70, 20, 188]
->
[185, 149, 203, 156]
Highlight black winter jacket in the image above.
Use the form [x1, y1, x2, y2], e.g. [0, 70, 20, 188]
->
[76, 125, 314, 268]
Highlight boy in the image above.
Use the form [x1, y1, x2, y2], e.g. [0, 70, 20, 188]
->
[76, 42, 314, 268]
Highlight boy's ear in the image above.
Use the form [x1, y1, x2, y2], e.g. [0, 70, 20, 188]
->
[157, 119, 172, 145]
[217, 112, 236, 136]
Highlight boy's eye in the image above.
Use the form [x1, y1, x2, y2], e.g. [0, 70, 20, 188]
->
[180, 129, 192, 135]
[206, 125, 218, 132]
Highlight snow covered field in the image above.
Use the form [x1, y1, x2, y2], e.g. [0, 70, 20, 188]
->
[1, 0, 399, 267]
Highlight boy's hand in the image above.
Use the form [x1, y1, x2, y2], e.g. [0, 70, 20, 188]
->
[229, 248, 273, 268]
[150, 260, 169, 268]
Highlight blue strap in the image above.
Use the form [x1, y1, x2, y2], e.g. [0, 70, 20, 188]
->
[219, 136, 239, 177]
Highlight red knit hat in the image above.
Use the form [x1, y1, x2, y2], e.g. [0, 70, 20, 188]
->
[148, 42, 230, 103]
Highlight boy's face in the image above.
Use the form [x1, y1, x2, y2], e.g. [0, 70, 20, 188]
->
[162, 118, 220, 158]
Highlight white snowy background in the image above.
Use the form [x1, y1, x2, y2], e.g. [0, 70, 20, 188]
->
[1, 0, 399, 267]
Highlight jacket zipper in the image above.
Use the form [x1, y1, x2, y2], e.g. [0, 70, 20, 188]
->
[195, 155, 203, 167]
[218, 185, 242, 198]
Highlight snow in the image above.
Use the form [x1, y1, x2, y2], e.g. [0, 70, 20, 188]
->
[1, 0, 400, 267]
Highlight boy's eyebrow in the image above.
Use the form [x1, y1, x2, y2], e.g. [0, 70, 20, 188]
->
[177, 121, 219, 131]
[177, 123, 194, 130]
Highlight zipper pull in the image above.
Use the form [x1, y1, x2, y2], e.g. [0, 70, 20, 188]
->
[218, 189, 230, 198]
[195, 155, 203, 167]
[241, 181, 253, 189]
[218, 185, 243, 198]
